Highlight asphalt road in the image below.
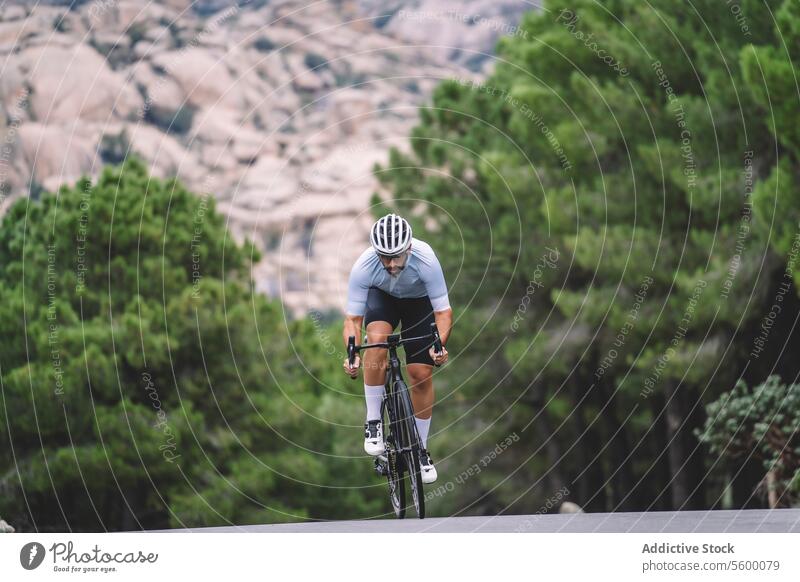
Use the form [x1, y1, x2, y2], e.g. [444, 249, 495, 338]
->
[149, 509, 800, 533]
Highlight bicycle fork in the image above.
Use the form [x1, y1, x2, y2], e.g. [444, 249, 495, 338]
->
[374, 382, 400, 477]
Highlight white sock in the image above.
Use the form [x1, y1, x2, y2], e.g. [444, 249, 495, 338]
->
[364, 384, 385, 422]
[415, 416, 431, 449]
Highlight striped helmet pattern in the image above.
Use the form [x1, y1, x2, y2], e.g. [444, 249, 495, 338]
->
[370, 213, 412, 255]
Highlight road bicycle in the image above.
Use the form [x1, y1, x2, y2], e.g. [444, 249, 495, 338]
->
[348, 322, 442, 519]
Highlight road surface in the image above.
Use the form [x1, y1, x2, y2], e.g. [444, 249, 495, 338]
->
[148, 508, 800, 533]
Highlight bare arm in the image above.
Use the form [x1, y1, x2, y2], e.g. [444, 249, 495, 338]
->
[342, 313, 364, 347]
[433, 308, 453, 346]
[428, 307, 453, 366]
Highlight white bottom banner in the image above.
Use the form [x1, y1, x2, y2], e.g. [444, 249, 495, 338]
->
[1, 533, 798, 581]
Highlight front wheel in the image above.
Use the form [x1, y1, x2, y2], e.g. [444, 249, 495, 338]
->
[385, 436, 405, 519]
[395, 379, 425, 519]
[406, 448, 424, 519]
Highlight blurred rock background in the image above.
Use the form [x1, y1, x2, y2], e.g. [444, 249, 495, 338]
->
[0, 0, 528, 316]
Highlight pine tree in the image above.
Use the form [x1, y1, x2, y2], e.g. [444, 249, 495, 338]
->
[377, 0, 800, 512]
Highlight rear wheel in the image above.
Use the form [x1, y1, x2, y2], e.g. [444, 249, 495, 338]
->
[396, 379, 425, 519]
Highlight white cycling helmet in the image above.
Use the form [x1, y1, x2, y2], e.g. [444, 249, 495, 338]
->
[370, 213, 412, 256]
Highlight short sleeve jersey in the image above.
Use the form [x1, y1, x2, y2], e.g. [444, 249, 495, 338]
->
[346, 238, 451, 316]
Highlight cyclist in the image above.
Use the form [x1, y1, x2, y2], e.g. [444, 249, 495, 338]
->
[342, 213, 452, 484]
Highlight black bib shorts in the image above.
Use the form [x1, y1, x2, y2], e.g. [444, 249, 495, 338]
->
[363, 287, 437, 366]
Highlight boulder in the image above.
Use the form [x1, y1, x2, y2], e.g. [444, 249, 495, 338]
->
[197, 29, 228, 50]
[0, 5, 26, 21]
[20, 43, 142, 122]
[115, 0, 152, 32]
[358, 0, 529, 70]
[126, 124, 202, 184]
[190, 108, 272, 165]
[255, 55, 293, 89]
[129, 62, 185, 113]
[256, 26, 303, 48]
[144, 26, 170, 43]
[133, 40, 155, 60]
[0, 63, 29, 115]
[559, 502, 584, 514]
[43, 173, 86, 193]
[292, 74, 323, 95]
[309, 141, 385, 190]
[161, 0, 192, 11]
[239, 155, 297, 204]
[150, 48, 245, 112]
[198, 143, 238, 172]
[0, 19, 37, 52]
[231, 129, 269, 164]
[190, 108, 242, 145]
[330, 89, 374, 134]
[27, 32, 82, 49]
[91, 30, 131, 51]
[18, 123, 97, 184]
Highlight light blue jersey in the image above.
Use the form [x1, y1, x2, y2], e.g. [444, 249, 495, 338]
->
[346, 238, 451, 316]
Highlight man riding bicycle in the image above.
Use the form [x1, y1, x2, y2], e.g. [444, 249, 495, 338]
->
[342, 213, 452, 484]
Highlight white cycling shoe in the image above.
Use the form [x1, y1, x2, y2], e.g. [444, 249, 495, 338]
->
[419, 449, 437, 484]
[364, 420, 385, 456]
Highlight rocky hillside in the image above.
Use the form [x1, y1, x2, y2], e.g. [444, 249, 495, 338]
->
[0, 0, 528, 316]
[357, 0, 531, 72]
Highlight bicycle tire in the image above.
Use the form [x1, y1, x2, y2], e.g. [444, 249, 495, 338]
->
[395, 379, 425, 519]
[382, 394, 406, 518]
[385, 434, 405, 519]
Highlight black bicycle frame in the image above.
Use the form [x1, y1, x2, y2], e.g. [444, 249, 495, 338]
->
[347, 322, 442, 373]
[348, 322, 442, 454]
[348, 322, 441, 519]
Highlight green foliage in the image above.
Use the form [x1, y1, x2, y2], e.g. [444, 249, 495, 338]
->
[743, 2, 800, 289]
[3, 1, 800, 528]
[697, 376, 800, 507]
[0, 159, 382, 531]
[376, 0, 800, 513]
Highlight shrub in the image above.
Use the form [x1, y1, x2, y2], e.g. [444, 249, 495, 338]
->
[99, 130, 131, 165]
[145, 104, 195, 135]
[697, 376, 800, 508]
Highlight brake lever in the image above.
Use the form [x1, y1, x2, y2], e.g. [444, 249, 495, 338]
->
[347, 336, 357, 380]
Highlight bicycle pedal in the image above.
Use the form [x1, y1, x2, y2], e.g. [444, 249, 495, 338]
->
[374, 457, 388, 476]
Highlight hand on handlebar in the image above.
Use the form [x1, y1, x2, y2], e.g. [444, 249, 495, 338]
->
[343, 355, 361, 378]
[429, 345, 448, 366]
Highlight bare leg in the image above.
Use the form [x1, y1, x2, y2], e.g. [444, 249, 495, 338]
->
[407, 363, 434, 419]
[363, 321, 391, 386]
